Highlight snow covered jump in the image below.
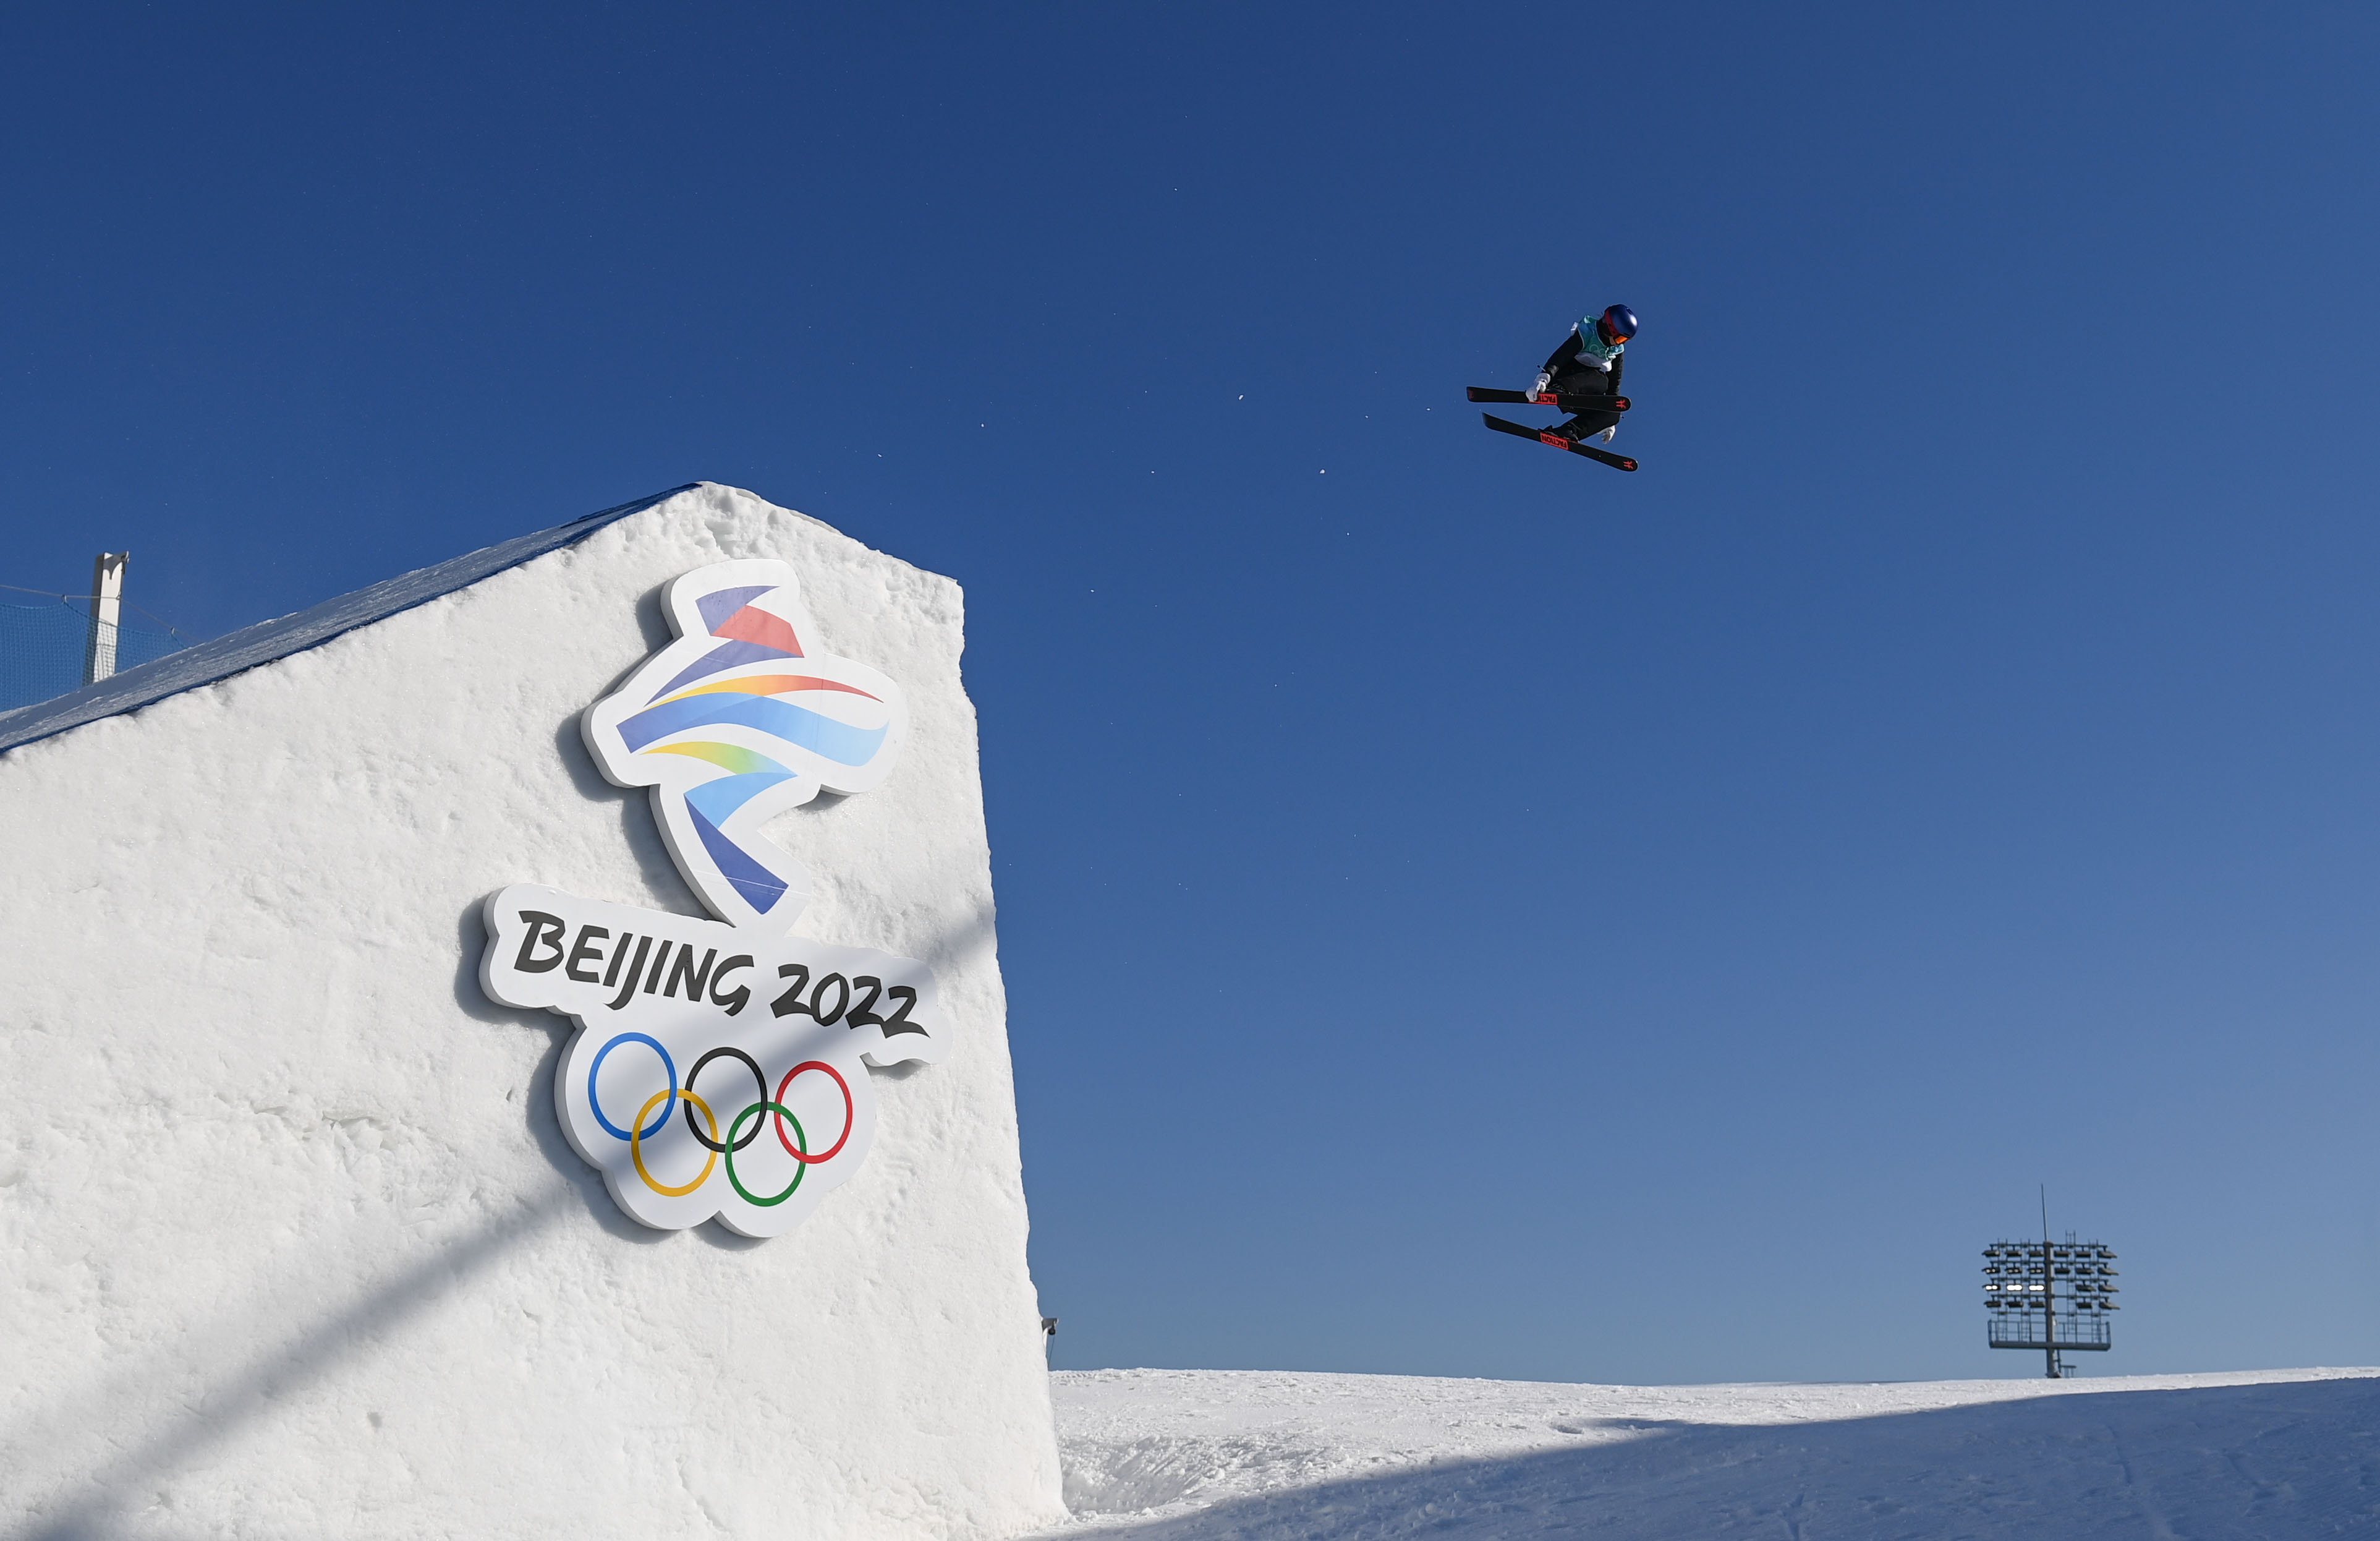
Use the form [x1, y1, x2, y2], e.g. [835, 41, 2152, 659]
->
[1469, 302, 1639, 472]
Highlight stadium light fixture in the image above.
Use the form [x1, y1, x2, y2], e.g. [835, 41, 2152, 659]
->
[1982, 1187, 2118, 1378]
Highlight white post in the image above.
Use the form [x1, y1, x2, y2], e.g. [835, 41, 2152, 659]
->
[84, 552, 128, 685]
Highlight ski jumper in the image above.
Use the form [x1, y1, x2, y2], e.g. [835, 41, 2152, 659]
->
[1537, 316, 1628, 441]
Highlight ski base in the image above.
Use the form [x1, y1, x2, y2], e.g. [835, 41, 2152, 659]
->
[1468, 386, 1630, 412]
[1481, 414, 1638, 471]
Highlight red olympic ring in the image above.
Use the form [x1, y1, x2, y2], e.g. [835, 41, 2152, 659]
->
[774, 1059, 853, 1164]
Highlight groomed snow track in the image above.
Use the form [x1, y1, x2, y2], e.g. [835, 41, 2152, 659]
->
[1036, 1367, 2380, 1539]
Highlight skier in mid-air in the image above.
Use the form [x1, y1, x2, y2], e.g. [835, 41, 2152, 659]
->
[1532, 304, 1637, 443]
[1465, 302, 1642, 472]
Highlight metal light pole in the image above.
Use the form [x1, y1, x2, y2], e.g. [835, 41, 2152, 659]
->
[2040, 1189, 2060, 1379]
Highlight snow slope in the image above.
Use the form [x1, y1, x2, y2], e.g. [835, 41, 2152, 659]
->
[0, 485, 1061, 1540]
[1042, 1367, 2380, 1538]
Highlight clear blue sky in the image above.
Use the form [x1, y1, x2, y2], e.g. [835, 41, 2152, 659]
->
[6, 3, 2377, 1383]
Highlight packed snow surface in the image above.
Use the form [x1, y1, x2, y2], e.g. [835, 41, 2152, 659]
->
[1040, 1366, 2380, 1538]
[0, 485, 1061, 1540]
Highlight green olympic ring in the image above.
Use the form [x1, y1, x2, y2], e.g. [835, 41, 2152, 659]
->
[725, 1101, 807, 1208]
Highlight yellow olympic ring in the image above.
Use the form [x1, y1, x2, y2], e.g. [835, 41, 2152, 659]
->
[630, 1088, 721, 1197]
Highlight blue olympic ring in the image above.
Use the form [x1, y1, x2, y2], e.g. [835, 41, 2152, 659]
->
[588, 1031, 679, 1142]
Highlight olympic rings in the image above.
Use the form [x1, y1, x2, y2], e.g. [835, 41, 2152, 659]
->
[725, 1101, 807, 1207]
[591, 1038, 856, 1203]
[683, 1046, 768, 1153]
[588, 1032, 677, 1142]
[630, 1088, 720, 1197]
[774, 1060, 854, 1164]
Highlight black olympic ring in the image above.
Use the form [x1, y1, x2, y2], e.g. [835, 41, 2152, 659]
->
[683, 1046, 768, 1153]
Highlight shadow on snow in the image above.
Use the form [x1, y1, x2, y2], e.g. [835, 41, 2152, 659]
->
[1055, 1377, 2380, 1540]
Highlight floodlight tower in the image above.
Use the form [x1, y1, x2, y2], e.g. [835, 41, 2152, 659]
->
[1980, 1190, 2118, 1378]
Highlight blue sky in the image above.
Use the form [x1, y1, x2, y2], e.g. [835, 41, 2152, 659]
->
[6, 2, 2378, 1383]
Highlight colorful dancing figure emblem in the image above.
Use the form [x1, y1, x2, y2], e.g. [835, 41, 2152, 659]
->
[582, 558, 907, 933]
[482, 559, 947, 1237]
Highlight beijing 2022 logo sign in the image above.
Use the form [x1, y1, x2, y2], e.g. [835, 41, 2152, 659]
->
[480, 558, 947, 1237]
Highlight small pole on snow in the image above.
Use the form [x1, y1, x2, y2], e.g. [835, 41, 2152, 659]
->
[83, 552, 128, 686]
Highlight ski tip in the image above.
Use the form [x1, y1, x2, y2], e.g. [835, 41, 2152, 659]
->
[1617, 457, 1639, 472]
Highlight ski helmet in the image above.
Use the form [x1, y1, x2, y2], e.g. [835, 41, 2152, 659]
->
[1597, 304, 1639, 344]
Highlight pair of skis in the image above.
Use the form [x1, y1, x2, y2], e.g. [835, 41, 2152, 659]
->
[1465, 386, 1638, 472]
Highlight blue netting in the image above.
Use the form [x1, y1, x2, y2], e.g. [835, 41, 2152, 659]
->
[0, 600, 186, 714]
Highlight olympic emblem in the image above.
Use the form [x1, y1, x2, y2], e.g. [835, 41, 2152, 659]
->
[577, 558, 906, 934]
[480, 559, 945, 1237]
